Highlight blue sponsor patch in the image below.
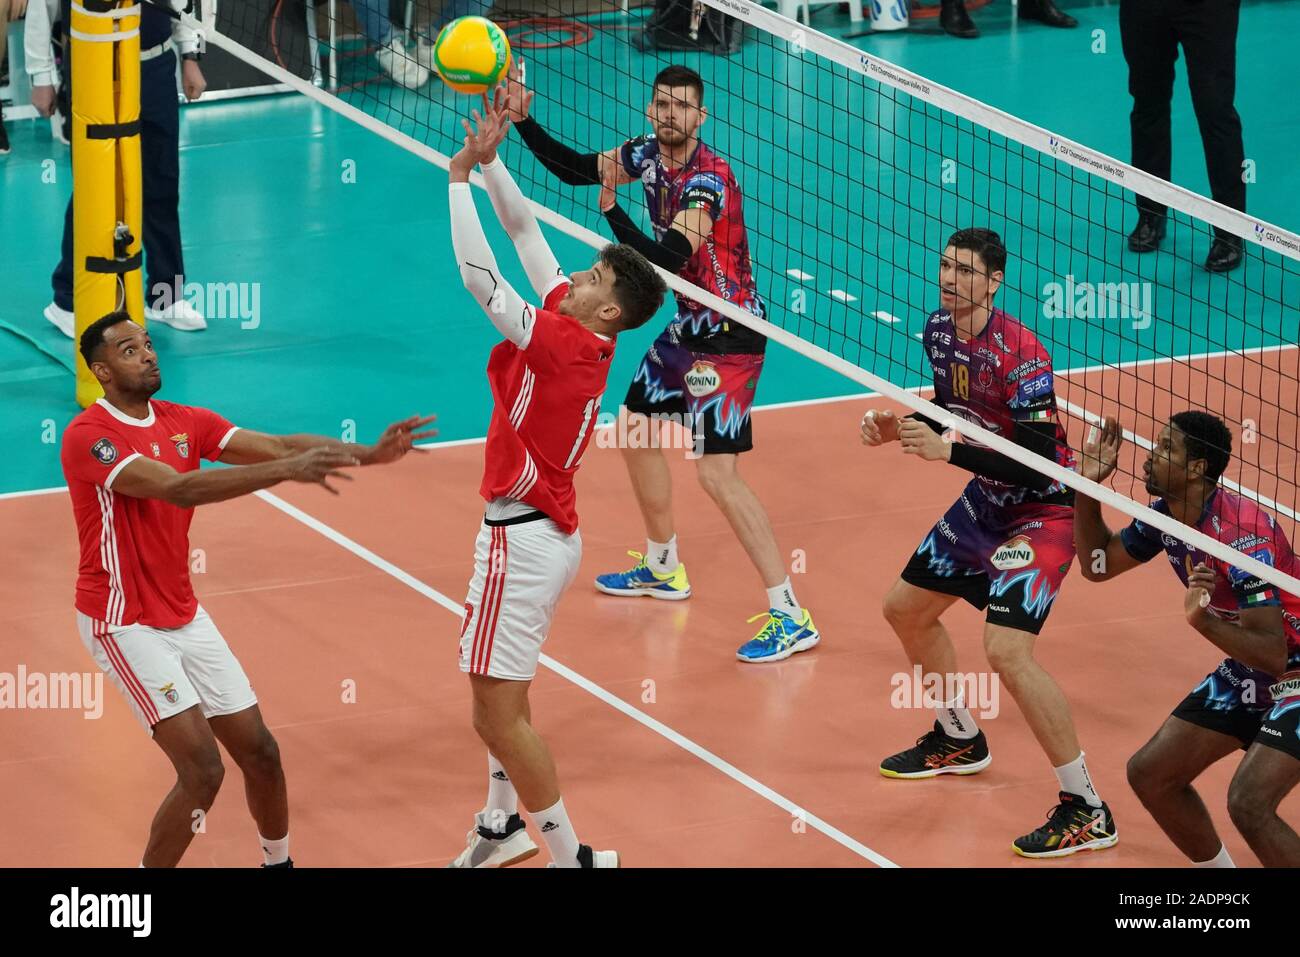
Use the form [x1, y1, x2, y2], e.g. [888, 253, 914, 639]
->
[1228, 547, 1275, 584]
[1016, 371, 1054, 405]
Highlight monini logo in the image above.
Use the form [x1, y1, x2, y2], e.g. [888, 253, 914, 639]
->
[684, 361, 722, 397]
[991, 535, 1035, 571]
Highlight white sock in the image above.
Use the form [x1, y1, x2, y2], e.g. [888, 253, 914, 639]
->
[485, 753, 518, 833]
[259, 833, 289, 866]
[531, 797, 581, 868]
[1054, 752, 1103, 808]
[1193, 844, 1236, 868]
[645, 536, 678, 575]
[766, 577, 802, 619]
[936, 692, 978, 740]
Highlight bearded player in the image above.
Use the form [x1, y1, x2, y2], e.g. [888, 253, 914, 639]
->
[445, 92, 666, 869]
[62, 312, 434, 867]
[506, 63, 818, 664]
[861, 228, 1117, 858]
[1076, 412, 1300, 866]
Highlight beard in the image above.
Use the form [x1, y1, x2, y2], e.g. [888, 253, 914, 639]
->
[656, 124, 689, 146]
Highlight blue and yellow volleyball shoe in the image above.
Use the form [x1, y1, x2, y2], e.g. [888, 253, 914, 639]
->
[736, 608, 820, 663]
[594, 551, 692, 601]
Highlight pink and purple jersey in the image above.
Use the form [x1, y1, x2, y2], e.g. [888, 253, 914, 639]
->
[620, 135, 766, 354]
[1121, 487, 1300, 688]
[922, 308, 1075, 507]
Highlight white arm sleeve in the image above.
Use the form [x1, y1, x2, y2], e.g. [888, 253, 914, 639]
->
[480, 158, 566, 301]
[170, 0, 204, 54]
[24, 0, 58, 88]
[449, 183, 534, 349]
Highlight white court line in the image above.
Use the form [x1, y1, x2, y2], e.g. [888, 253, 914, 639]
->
[252, 488, 899, 868]
[787, 269, 814, 281]
[0, 485, 67, 501]
[830, 290, 858, 302]
[873, 311, 902, 324]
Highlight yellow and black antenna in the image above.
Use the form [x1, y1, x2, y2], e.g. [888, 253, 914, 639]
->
[70, 0, 145, 407]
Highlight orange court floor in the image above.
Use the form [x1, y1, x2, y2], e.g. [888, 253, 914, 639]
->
[3, 351, 1298, 867]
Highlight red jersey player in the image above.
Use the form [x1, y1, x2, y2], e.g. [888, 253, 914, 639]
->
[445, 92, 666, 868]
[62, 312, 434, 867]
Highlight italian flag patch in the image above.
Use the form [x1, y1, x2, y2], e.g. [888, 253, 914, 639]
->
[1027, 409, 1053, 422]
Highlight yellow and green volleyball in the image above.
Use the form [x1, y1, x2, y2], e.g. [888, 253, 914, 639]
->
[431, 16, 512, 95]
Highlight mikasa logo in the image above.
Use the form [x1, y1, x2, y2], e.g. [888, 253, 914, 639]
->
[991, 535, 1035, 570]
[684, 361, 721, 397]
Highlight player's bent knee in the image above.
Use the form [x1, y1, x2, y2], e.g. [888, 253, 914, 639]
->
[1227, 776, 1272, 832]
[1126, 746, 1169, 797]
[179, 755, 226, 802]
[694, 454, 738, 498]
[882, 581, 937, 629]
[982, 629, 1035, 677]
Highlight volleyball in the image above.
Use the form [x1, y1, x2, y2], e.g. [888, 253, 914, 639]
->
[430, 16, 512, 95]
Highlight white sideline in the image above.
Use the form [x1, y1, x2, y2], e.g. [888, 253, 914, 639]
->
[253, 488, 900, 868]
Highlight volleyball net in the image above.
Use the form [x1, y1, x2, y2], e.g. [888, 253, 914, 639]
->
[183, 0, 1300, 597]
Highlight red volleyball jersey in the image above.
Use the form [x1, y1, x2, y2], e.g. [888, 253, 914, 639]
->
[61, 398, 239, 629]
[479, 280, 616, 534]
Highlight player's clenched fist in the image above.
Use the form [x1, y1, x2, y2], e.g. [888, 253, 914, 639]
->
[1184, 561, 1216, 626]
[860, 408, 900, 446]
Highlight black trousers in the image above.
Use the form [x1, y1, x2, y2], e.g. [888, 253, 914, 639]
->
[1119, 0, 1246, 228]
[52, 50, 184, 311]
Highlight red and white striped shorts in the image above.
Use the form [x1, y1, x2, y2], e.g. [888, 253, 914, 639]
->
[76, 605, 256, 734]
[458, 515, 582, 681]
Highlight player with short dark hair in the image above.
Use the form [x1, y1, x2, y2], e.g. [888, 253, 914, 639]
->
[445, 93, 666, 868]
[61, 311, 433, 867]
[861, 228, 1118, 858]
[505, 62, 819, 664]
[1076, 412, 1300, 866]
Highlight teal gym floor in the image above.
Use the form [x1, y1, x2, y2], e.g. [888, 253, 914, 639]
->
[2, 0, 1298, 495]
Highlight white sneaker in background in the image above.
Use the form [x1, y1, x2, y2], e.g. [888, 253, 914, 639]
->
[145, 299, 207, 331]
[43, 302, 75, 339]
[375, 37, 429, 89]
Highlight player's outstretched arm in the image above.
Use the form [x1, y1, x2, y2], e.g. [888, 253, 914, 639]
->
[449, 123, 533, 347]
[218, 416, 437, 467]
[474, 88, 564, 298]
[111, 446, 359, 507]
[505, 59, 632, 189]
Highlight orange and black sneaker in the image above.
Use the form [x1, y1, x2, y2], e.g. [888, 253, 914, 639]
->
[1012, 791, 1119, 858]
[879, 720, 991, 779]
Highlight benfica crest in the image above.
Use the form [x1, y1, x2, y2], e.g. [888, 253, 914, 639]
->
[170, 433, 191, 459]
